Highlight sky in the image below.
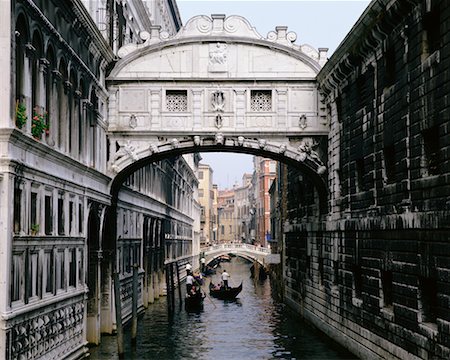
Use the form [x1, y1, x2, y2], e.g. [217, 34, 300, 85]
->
[176, 0, 371, 189]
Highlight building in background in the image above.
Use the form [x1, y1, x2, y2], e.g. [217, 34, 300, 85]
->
[252, 157, 277, 246]
[234, 173, 252, 243]
[198, 163, 214, 246]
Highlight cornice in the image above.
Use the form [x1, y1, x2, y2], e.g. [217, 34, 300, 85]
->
[317, 0, 420, 96]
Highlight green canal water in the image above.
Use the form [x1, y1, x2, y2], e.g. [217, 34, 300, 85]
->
[89, 257, 358, 360]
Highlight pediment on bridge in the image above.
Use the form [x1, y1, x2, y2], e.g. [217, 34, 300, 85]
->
[110, 15, 327, 80]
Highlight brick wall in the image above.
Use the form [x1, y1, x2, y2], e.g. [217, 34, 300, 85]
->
[282, 1, 450, 358]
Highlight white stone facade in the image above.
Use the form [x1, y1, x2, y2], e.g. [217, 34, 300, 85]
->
[2, 1, 195, 359]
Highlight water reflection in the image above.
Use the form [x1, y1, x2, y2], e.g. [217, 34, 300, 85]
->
[89, 257, 358, 360]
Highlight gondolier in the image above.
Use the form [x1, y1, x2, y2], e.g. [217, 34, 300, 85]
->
[221, 269, 230, 289]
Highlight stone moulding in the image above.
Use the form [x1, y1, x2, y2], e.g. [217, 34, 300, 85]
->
[108, 136, 327, 178]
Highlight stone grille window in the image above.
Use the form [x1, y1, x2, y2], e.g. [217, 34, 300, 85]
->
[250, 90, 272, 111]
[166, 90, 188, 112]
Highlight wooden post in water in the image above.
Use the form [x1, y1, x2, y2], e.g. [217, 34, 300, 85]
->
[113, 271, 125, 358]
[175, 261, 182, 309]
[170, 263, 176, 311]
[131, 264, 138, 345]
[165, 264, 172, 315]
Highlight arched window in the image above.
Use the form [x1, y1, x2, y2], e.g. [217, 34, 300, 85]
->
[78, 79, 86, 161]
[69, 69, 77, 156]
[57, 58, 68, 150]
[15, 14, 28, 129]
[46, 46, 56, 142]
[31, 31, 43, 114]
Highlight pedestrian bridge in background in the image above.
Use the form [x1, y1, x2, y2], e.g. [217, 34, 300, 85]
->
[202, 243, 272, 266]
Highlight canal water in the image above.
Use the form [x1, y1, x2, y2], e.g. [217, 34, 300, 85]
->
[89, 257, 358, 359]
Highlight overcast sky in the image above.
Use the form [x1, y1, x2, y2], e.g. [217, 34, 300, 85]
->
[176, 0, 371, 189]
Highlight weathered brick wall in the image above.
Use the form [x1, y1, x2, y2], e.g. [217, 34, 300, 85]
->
[282, 1, 450, 359]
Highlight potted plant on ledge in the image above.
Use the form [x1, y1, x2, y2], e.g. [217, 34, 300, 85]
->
[32, 108, 48, 140]
[15, 100, 27, 129]
[31, 224, 39, 236]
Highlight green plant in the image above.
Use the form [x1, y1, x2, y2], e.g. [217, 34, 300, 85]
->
[31, 108, 48, 139]
[15, 100, 27, 129]
[31, 223, 39, 234]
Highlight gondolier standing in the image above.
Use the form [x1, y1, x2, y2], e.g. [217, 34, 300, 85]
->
[221, 269, 230, 289]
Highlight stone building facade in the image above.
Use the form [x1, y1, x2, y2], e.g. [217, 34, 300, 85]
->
[2, 1, 199, 359]
[278, 0, 450, 359]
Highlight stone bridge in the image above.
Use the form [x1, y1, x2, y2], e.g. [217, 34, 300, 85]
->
[202, 243, 271, 267]
[106, 14, 330, 208]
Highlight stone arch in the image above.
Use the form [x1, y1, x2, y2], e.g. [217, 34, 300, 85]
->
[14, 13, 29, 105]
[109, 136, 328, 214]
[207, 252, 265, 267]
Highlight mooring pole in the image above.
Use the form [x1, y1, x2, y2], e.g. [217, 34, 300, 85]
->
[175, 261, 182, 309]
[131, 263, 138, 345]
[165, 264, 172, 315]
[170, 263, 176, 311]
[113, 271, 125, 358]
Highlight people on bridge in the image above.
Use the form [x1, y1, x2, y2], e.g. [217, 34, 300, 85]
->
[221, 269, 230, 290]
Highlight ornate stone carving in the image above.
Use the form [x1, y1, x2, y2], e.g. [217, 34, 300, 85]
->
[208, 43, 227, 72]
[279, 144, 287, 154]
[299, 114, 307, 130]
[170, 138, 179, 149]
[237, 136, 245, 146]
[215, 133, 224, 145]
[211, 91, 225, 112]
[149, 144, 159, 154]
[193, 136, 202, 146]
[215, 114, 223, 129]
[112, 141, 138, 163]
[9, 302, 85, 359]
[258, 139, 267, 149]
[129, 114, 137, 129]
[298, 138, 325, 168]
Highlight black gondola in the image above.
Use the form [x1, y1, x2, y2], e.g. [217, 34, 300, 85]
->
[209, 281, 243, 300]
[184, 289, 205, 311]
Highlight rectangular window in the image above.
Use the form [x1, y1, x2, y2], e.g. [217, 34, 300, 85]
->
[45, 251, 54, 293]
[198, 171, 204, 180]
[69, 249, 76, 287]
[166, 90, 187, 112]
[419, 276, 438, 324]
[78, 203, 83, 234]
[198, 189, 204, 197]
[56, 250, 65, 290]
[423, 9, 440, 55]
[11, 253, 23, 302]
[382, 270, 393, 308]
[58, 196, 64, 235]
[45, 194, 53, 235]
[78, 249, 84, 285]
[422, 126, 440, 175]
[14, 184, 22, 234]
[69, 200, 74, 235]
[27, 252, 39, 301]
[30, 191, 38, 233]
[383, 145, 396, 183]
[250, 90, 272, 111]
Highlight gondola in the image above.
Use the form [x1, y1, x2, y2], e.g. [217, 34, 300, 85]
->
[184, 290, 205, 311]
[209, 281, 243, 300]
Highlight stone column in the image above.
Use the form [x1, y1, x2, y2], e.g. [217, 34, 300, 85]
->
[234, 89, 246, 128]
[192, 89, 203, 130]
[276, 88, 288, 128]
